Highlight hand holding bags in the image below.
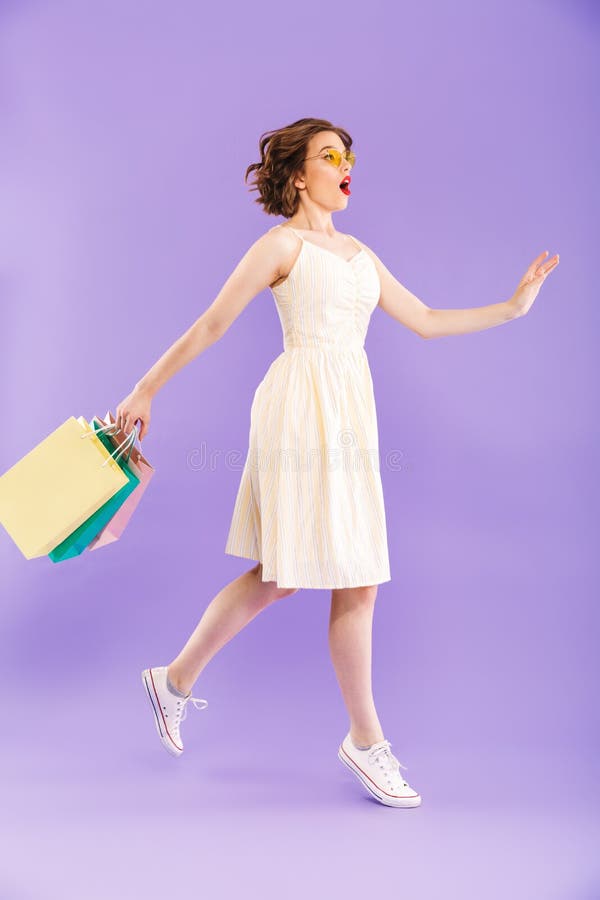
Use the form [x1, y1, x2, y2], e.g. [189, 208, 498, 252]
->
[87, 411, 155, 551]
[0, 416, 131, 559]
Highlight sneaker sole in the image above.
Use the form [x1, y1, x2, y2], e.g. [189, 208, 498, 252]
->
[141, 668, 183, 758]
[337, 745, 422, 808]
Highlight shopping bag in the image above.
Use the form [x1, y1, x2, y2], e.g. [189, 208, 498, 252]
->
[48, 418, 141, 562]
[0, 416, 129, 559]
[87, 411, 155, 550]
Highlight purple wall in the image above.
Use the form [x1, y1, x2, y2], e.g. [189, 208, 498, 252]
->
[1, 0, 597, 897]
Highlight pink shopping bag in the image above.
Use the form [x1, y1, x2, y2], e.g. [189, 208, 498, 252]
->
[87, 411, 155, 550]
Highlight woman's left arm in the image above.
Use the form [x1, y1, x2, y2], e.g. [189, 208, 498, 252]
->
[360, 243, 560, 339]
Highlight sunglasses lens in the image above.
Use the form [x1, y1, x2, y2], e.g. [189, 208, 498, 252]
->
[324, 150, 342, 166]
[323, 149, 356, 168]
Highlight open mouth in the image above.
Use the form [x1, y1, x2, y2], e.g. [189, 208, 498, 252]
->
[339, 176, 351, 195]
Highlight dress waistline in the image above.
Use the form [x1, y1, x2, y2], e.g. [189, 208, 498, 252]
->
[283, 342, 365, 353]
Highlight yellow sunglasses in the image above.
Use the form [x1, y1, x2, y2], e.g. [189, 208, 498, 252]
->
[305, 147, 356, 169]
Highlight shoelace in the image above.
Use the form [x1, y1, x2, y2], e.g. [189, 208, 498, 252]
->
[368, 740, 409, 786]
[174, 695, 209, 726]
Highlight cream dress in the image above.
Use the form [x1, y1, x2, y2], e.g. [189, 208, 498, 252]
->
[224, 224, 391, 589]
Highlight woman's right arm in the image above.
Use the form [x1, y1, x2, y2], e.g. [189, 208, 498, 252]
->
[115, 228, 286, 440]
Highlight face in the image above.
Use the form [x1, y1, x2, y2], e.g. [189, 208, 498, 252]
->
[293, 131, 354, 210]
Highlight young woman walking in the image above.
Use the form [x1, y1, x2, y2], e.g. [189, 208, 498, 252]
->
[115, 117, 559, 808]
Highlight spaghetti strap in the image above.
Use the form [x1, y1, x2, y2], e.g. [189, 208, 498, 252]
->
[347, 233, 363, 255]
[279, 223, 303, 241]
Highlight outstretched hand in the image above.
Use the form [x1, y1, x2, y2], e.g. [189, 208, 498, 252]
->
[509, 250, 560, 318]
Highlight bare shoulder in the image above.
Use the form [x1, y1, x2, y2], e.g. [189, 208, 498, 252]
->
[199, 225, 296, 337]
[261, 224, 303, 286]
[236, 224, 296, 278]
[263, 223, 300, 251]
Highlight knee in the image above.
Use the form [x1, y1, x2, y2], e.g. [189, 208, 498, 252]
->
[274, 586, 299, 599]
[355, 585, 378, 606]
[333, 584, 378, 608]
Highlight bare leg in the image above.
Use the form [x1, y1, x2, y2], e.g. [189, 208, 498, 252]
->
[167, 563, 297, 695]
[328, 585, 385, 747]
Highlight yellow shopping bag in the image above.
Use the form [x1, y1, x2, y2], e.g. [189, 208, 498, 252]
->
[0, 416, 129, 559]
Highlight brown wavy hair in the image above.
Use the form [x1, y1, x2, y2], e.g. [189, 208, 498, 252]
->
[244, 117, 353, 218]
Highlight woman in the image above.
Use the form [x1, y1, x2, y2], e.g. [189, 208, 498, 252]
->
[116, 117, 559, 808]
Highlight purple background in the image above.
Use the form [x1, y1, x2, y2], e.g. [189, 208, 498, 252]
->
[1, 0, 597, 896]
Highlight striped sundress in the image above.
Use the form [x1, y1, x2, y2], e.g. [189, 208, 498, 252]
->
[224, 223, 391, 590]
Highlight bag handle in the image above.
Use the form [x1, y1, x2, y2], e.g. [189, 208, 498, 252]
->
[92, 418, 136, 465]
[80, 420, 138, 468]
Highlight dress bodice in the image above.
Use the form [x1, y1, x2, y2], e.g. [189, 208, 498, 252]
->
[268, 226, 381, 352]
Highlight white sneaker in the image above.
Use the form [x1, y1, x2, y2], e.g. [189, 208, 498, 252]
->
[338, 733, 422, 808]
[141, 666, 208, 758]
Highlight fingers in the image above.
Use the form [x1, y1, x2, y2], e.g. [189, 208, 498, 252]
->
[114, 403, 150, 442]
[125, 417, 148, 441]
[113, 409, 135, 438]
[528, 251, 546, 275]
[535, 254, 560, 278]
[117, 412, 133, 436]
